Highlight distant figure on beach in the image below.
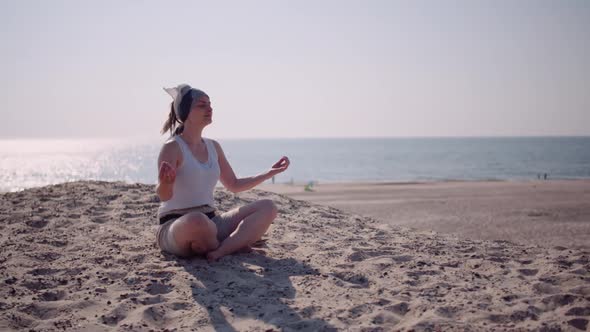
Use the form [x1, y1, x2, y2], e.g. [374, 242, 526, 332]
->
[544, 173, 548, 180]
[156, 84, 290, 261]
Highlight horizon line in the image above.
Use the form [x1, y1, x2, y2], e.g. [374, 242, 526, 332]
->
[1, 134, 589, 141]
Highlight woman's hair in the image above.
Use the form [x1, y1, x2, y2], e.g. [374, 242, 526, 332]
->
[160, 92, 195, 136]
[160, 102, 183, 136]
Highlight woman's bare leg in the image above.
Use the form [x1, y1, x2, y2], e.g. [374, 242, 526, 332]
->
[207, 199, 277, 262]
[170, 212, 219, 257]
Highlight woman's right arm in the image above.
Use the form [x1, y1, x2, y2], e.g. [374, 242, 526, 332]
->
[156, 141, 181, 202]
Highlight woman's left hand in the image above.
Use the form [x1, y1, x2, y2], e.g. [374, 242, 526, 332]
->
[269, 156, 290, 176]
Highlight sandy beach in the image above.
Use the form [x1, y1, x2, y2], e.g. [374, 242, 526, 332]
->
[1, 181, 589, 331]
[260, 180, 590, 250]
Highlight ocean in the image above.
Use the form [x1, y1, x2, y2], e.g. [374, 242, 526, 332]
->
[0, 137, 589, 192]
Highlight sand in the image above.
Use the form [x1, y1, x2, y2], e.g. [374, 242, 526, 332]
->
[0, 181, 589, 331]
[260, 180, 590, 250]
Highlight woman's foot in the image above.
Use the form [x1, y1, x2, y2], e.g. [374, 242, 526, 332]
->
[206, 249, 224, 262]
[237, 246, 253, 253]
[206, 245, 266, 262]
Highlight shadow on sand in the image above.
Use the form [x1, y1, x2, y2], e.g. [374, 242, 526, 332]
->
[168, 252, 336, 331]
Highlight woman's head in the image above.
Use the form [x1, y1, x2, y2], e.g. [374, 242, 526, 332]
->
[161, 84, 211, 136]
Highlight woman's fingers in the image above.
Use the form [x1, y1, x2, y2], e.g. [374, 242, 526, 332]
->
[158, 164, 168, 180]
[164, 175, 175, 184]
[159, 162, 176, 183]
[158, 167, 164, 179]
[164, 170, 173, 181]
[278, 157, 289, 169]
[160, 161, 170, 171]
[270, 156, 290, 175]
[272, 156, 290, 168]
[165, 168, 176, 183]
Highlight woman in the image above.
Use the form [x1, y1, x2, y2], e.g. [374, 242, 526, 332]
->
[156, 84, 290, 262]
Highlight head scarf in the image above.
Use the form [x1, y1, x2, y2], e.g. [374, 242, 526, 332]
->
[163, 84, 209, 123]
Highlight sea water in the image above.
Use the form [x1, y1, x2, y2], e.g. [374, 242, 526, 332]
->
[0, 137, 589, 192]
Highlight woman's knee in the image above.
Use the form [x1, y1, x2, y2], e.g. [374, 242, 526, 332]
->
[259, 199, 278, 220]
[176, 212, 217, 237]
[171, 213, 218, 255]
[190, 237, 219, 255]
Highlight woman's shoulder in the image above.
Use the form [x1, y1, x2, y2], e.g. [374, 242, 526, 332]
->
[204, 137, 223, 155]
[204, 137, 220, 147]
[163, 135, 180, 146]
[160, 136, 182, 155]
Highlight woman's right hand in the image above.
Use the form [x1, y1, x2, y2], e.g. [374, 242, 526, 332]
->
[158, 161, 176, 185]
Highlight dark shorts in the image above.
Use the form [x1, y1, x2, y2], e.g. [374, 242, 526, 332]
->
[156, 209, 244, 256]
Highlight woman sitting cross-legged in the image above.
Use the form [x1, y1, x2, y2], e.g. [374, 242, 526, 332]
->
[155, 84, 290, 262]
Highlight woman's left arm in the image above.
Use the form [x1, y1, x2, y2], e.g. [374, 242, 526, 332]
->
[212, 140, 290, 193]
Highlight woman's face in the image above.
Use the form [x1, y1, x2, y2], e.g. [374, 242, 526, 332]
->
[189, 95, 213, 125]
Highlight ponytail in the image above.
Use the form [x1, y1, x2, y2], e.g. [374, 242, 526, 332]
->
[160, 102, 184, 136]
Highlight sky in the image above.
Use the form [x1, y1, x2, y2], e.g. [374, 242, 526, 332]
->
[1, 0, 589, 139]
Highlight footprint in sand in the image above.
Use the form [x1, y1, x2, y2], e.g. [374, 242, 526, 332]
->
[533, 282, 560, 295]
[19, 303, 60, 320]
[385, 302, 410, 316]
[129, 254, 146, 264]
[27, 268, 60, 276]
[392, 255, 414, 263]
[332, 271, 369, 288]
[315, 210, 341, 219]
[145, 281, 173, 295]
[139, 295, 166, 305]
[518, 268, 539, 277]
[25, 218, 48, 228]
[568, 318, 588, 331]
[127, 245, 149, 252]
[509, 308, 541, 322]
[541, 294, 578, 310]
[279, 243, 298, 251]
[371, 312, 399, 325]
[566, 307, 590, 316]
[90, 215, 109, 224]
[137, 270, 175, 281]
[347, 249, 399, 262]
[26, 251, 62, 262]
[406, 270, 440, 279]
[21, 278, 58, 291]
[502, 294, 520, 302]
[142, 305, 167, 324]
[37, 238, 68, 248]
[39, 290, 67, 301]
[347, 303, 373, 319]
[436, 306, 460, 318]
[87, 204, 115, 223]
[170, 302, 192, 311]
[100, 302, 135, 326]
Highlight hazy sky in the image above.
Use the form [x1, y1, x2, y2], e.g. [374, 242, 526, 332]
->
[1, 0, 589, 139]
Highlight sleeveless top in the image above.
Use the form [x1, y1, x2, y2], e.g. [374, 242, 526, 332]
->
[157, 136, 220, 217]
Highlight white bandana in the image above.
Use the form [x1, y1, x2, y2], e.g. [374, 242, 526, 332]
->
[163, 84, 193, 121]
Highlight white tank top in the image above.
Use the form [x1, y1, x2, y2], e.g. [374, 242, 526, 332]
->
[157, 136, 220, 217]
